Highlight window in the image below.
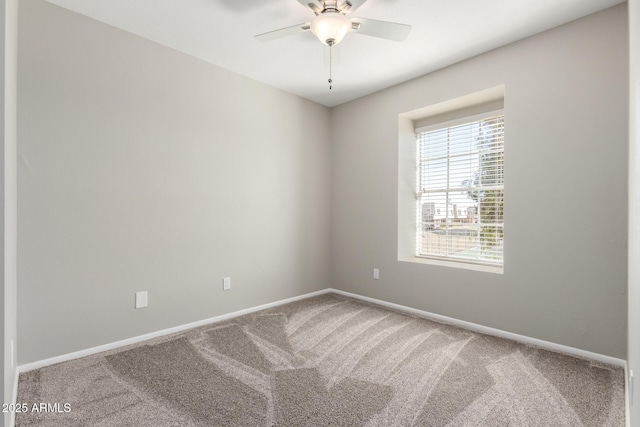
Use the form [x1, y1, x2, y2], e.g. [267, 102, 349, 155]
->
[415, 111, 504, 268]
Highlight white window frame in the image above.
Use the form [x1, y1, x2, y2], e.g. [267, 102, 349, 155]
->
[414, 110, 505, 272]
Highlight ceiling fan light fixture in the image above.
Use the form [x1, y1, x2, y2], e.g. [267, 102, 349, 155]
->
[310, 11, 351, 45]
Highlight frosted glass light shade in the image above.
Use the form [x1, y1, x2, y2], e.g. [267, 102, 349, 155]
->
[310, 12, 351, 45]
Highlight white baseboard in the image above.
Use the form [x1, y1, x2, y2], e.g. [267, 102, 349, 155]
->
[18, 288, 332, 373]
[625, 363, 630, 427]
[329, 289, 626, 368]
[18, 286, 626, 378]
[9, 366, 18, 427]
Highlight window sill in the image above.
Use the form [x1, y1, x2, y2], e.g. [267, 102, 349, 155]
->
[399, 255, 504, 274]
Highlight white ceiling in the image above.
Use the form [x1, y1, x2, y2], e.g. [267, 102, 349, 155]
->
[45, 0, 625, 107]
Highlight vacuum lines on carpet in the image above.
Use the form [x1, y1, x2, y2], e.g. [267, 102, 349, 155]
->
[15, 293, 625, 426]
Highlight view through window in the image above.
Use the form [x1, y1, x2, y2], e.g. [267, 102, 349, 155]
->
[416, 112, 504, 267]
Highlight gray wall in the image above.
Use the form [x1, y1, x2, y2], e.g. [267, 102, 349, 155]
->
[3, 0, 17, 423]
[331, 5, 628, 358]
[629, 0, 640, 423]
[18, 0, 331, 364]
[1, 0, 5, 418]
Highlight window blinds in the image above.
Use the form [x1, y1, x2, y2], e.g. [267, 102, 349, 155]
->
[416, 112, 504, 266]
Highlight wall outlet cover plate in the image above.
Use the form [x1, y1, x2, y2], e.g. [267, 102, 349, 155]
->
[135, 291, 148, 309]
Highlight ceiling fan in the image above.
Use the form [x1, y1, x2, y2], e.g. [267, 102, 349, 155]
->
[255, 0, 411, 46]
[255, 1, 411, 89]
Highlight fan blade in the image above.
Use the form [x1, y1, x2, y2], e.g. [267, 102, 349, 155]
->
[254, 23, 311, 42]
[339, 0, 368, 13]
[350, 17, 411, 42]
[296, 0, 322, 15]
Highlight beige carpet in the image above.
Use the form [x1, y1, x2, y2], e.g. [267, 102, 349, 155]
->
[16, 293, 625, 426]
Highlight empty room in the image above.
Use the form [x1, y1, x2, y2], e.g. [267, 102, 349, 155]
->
[3, 0, 640, 426]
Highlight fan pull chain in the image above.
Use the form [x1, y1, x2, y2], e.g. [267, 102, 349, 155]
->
[328, 42, 333, 90]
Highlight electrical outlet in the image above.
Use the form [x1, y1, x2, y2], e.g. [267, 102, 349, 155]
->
[135, 291, 148, 309]
[373, 268, 380, 280]
[223, 277, 231, 291]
